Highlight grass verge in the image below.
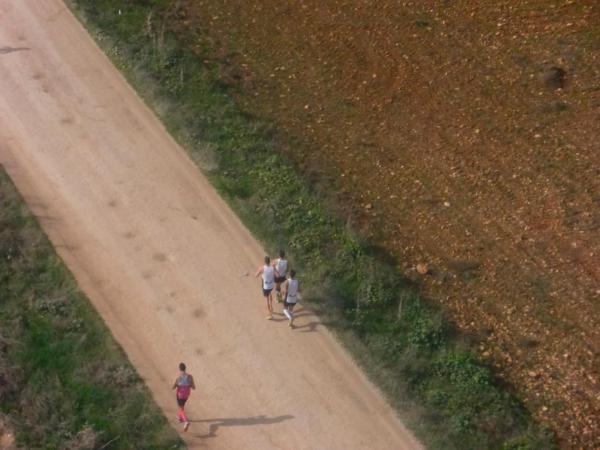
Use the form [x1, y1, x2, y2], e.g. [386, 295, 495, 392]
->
[0, 168, 182, 449]
[65, 1, 556, 448]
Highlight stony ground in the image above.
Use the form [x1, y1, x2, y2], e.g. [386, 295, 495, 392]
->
[173, 1, 599, 447]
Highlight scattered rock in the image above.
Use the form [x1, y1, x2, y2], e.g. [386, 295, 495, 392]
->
[416, 263, 430, 275]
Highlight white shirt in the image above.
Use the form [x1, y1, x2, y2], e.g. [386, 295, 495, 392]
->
[286, 278, 299, 302]
[275, 258, 288, 277]
[262, 265, 275, 289]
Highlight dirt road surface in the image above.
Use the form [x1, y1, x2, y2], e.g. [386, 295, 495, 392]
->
[0, 2, 421, 449]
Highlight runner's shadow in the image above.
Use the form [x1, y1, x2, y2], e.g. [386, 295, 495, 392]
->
[289, 312, 311, 319]
[288, 308, 321, 332]
[270, 313, 287, 323]
[273, 311, 313, 323]
[295, 321, 320, 333]
[192, 414, 294, 438]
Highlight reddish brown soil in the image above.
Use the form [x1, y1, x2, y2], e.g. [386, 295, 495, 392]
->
[177, 1, 600, 447]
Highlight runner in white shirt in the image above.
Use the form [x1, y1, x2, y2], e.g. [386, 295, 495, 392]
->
[273, 249, 289, 303]
[255, 256, 275, 319]
[282, 269, 300, 328]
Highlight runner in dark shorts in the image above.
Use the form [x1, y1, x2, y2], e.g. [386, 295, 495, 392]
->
[172, 362, 196, 432]
[255, 256, 275, 319]
[273, 250, 289, 303]
[282, 269, 300, 328]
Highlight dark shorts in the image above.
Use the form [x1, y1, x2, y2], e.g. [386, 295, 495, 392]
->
[176, 396, 188, 407]
[262, 288, 273, 297]
[284, 300, 297, 309]
[275, 276, 286, 284]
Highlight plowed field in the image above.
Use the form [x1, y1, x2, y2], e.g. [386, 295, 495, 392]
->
[175, 1, 600, 447]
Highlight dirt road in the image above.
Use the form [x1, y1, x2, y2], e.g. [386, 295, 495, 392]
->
[0, 2, 421, 448]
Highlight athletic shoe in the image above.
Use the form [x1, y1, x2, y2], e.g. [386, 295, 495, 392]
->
[266, 315, 273, 320]
[184, 422, 190, 432]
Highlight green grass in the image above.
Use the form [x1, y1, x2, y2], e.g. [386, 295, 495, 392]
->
[0, 169, 182, 449]
[64, 1, 556, 448]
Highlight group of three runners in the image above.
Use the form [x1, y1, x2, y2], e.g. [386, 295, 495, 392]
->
[172, 250, 300, 432]
[254, 250, 300, 327]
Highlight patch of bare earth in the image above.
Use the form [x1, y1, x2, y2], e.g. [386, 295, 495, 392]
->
[176, 1, 600, 447]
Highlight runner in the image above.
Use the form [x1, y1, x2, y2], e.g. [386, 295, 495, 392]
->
[273, 249, 289, 303]
[282, 269, 300, 328]
[172, 362, 196, 432]
[255, 256, 275, 319]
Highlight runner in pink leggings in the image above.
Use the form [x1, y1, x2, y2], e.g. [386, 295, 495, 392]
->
[172, 362, 196, 432]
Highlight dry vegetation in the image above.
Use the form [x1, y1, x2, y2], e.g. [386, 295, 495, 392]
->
[173, 1, 600, 447]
